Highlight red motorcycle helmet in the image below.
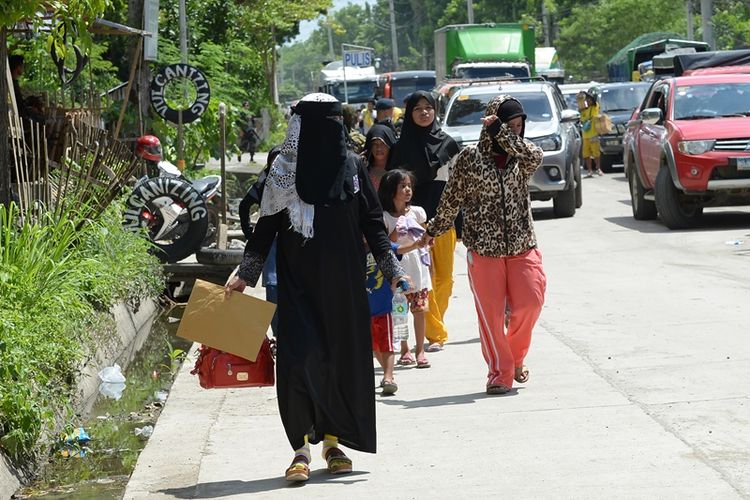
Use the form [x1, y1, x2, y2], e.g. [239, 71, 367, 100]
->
[136, 135, 163, 162]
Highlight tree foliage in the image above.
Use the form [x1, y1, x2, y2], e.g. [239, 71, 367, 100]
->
[280, 0, 750, 96]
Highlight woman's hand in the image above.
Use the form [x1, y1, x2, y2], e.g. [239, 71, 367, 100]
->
[224, 276, 247, 298]
[418, 233, 434, 248]
[391, 275, 414, 293]
[481, 114, 500, 127]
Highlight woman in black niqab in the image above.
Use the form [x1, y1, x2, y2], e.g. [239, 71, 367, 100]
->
[226, 92, 406, 482]
[295, 99, 351, 205]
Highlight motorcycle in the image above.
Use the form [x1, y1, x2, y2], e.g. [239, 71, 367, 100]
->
[123, 135, 222, 263]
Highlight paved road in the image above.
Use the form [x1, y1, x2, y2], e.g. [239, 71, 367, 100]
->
[124, 170, 750, 499]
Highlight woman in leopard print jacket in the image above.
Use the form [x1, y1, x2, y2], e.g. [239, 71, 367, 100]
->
[425, 95, 547, 395]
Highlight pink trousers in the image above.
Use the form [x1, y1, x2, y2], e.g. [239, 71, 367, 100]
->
[467, 247, 546, 388]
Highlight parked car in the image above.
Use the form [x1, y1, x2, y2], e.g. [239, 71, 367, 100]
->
[588, 82, 650, 171]
[623, 73, 750, 229]
[441, 81, 582, 217]
[376, 70, 436, 105]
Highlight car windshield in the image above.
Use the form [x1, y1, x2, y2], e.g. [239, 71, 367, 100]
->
[563, 93, 580, 110]
[454, 66, 530, 80]
[326, 80, 378, 104]
[390, 78, 436, 104]
[673, 83, 750, 119]
[598, 85, 649, 112]
[446, 92, 553, 127]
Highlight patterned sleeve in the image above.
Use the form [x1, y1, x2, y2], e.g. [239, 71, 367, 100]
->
[374, 251, 404, 284]
[237, 212, 281, 285]
[491, 122, 543, 177]
[426, 148, 469, 237]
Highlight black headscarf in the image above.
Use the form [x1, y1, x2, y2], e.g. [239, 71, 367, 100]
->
[479, 96, 527, 158]
[390, 90, 459, 186]
[363, 124, 397, 165]
[295, 99, 352, 205]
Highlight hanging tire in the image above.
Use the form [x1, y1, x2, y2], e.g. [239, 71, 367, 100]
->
[123, 177, 208, 263]
[655, 167, 703, 229]
[629, 165, 657, 220]
[195, 247, 245, 266]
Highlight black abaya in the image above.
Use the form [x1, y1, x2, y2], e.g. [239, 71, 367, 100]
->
[242, 157, 395, 453]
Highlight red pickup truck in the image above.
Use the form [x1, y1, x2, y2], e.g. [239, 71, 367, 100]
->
[623, 73, 750, 228]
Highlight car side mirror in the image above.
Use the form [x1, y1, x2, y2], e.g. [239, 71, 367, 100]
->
[560, 109, 580, 123]
[640, 107, 663, 125]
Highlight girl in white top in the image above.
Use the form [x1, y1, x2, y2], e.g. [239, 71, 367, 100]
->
[378, 169, 433, 369]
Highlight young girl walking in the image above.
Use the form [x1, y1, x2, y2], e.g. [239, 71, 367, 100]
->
[379, 169, 432, 369]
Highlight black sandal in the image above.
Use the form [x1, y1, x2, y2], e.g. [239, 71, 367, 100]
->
[324, 447, 352, 474]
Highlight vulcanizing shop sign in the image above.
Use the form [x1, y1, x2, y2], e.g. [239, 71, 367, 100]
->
[150, 63, 211, 124]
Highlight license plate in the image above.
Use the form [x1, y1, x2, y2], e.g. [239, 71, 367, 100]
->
[733, 157, 750, 170]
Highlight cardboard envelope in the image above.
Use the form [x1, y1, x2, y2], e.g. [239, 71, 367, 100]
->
[176, 279, 276, 361]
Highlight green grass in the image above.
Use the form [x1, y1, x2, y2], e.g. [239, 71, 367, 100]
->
[0, 202, 164, 465]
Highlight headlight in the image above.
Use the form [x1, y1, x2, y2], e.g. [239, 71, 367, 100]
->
[533, 134, 562, 151]
[616, 123, 627, 134]
[677, 140, 715, 155]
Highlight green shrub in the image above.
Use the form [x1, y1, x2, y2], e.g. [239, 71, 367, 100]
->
[0, 202, 162, 464]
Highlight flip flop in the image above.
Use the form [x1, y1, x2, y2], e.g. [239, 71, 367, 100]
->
[381, 380, 398, 395]
[416, 356, 431, 369]
[425, 342, 443, 352]
[398, 352, 416, 366]
[514, 365, 529, 384]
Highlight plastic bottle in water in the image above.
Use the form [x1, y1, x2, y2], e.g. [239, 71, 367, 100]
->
[392, 281, 409, 343]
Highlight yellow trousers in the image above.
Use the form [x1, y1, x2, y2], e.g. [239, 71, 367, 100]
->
[425, 228, 456, 345]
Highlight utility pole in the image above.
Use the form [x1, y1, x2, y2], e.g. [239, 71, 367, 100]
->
[542, 1, 550, 46]
[467, 0, 474, 24]
[326, 18, 335, 60]
[0, 27, 10, 206]
[700, 0, 715, 49]
[271, 26, 279, 105]
[388, 0, 399, 70]
[177, 0, 188, 169]
[686, 0, 694, 40]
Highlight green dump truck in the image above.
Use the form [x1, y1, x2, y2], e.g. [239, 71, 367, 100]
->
[606, 32, 710, 82]
[434, 23, 536, 83]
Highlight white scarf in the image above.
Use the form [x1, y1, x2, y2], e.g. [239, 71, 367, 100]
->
[258, 113, 315, 238]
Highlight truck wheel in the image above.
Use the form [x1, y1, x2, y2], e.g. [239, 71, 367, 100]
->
[553, 183, 576, 218]
[655, 167, 703, 229]
[598, 153, 615, 173]
[629, 165, 657, 220]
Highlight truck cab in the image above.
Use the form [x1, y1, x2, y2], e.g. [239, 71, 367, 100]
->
[434, 23, 536, 84]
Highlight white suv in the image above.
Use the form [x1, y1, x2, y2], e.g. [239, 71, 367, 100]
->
[441, 81, 582, 217]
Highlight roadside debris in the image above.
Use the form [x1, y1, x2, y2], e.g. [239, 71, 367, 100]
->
[60, 427, 91, 458]
[134, 425, 154, 438]
[98, 364, 127, 400]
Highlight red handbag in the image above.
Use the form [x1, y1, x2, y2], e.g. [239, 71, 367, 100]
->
[191, 337, 275, 388]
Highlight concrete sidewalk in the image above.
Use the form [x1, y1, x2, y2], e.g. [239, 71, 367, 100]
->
[124, 238, 743, 499]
